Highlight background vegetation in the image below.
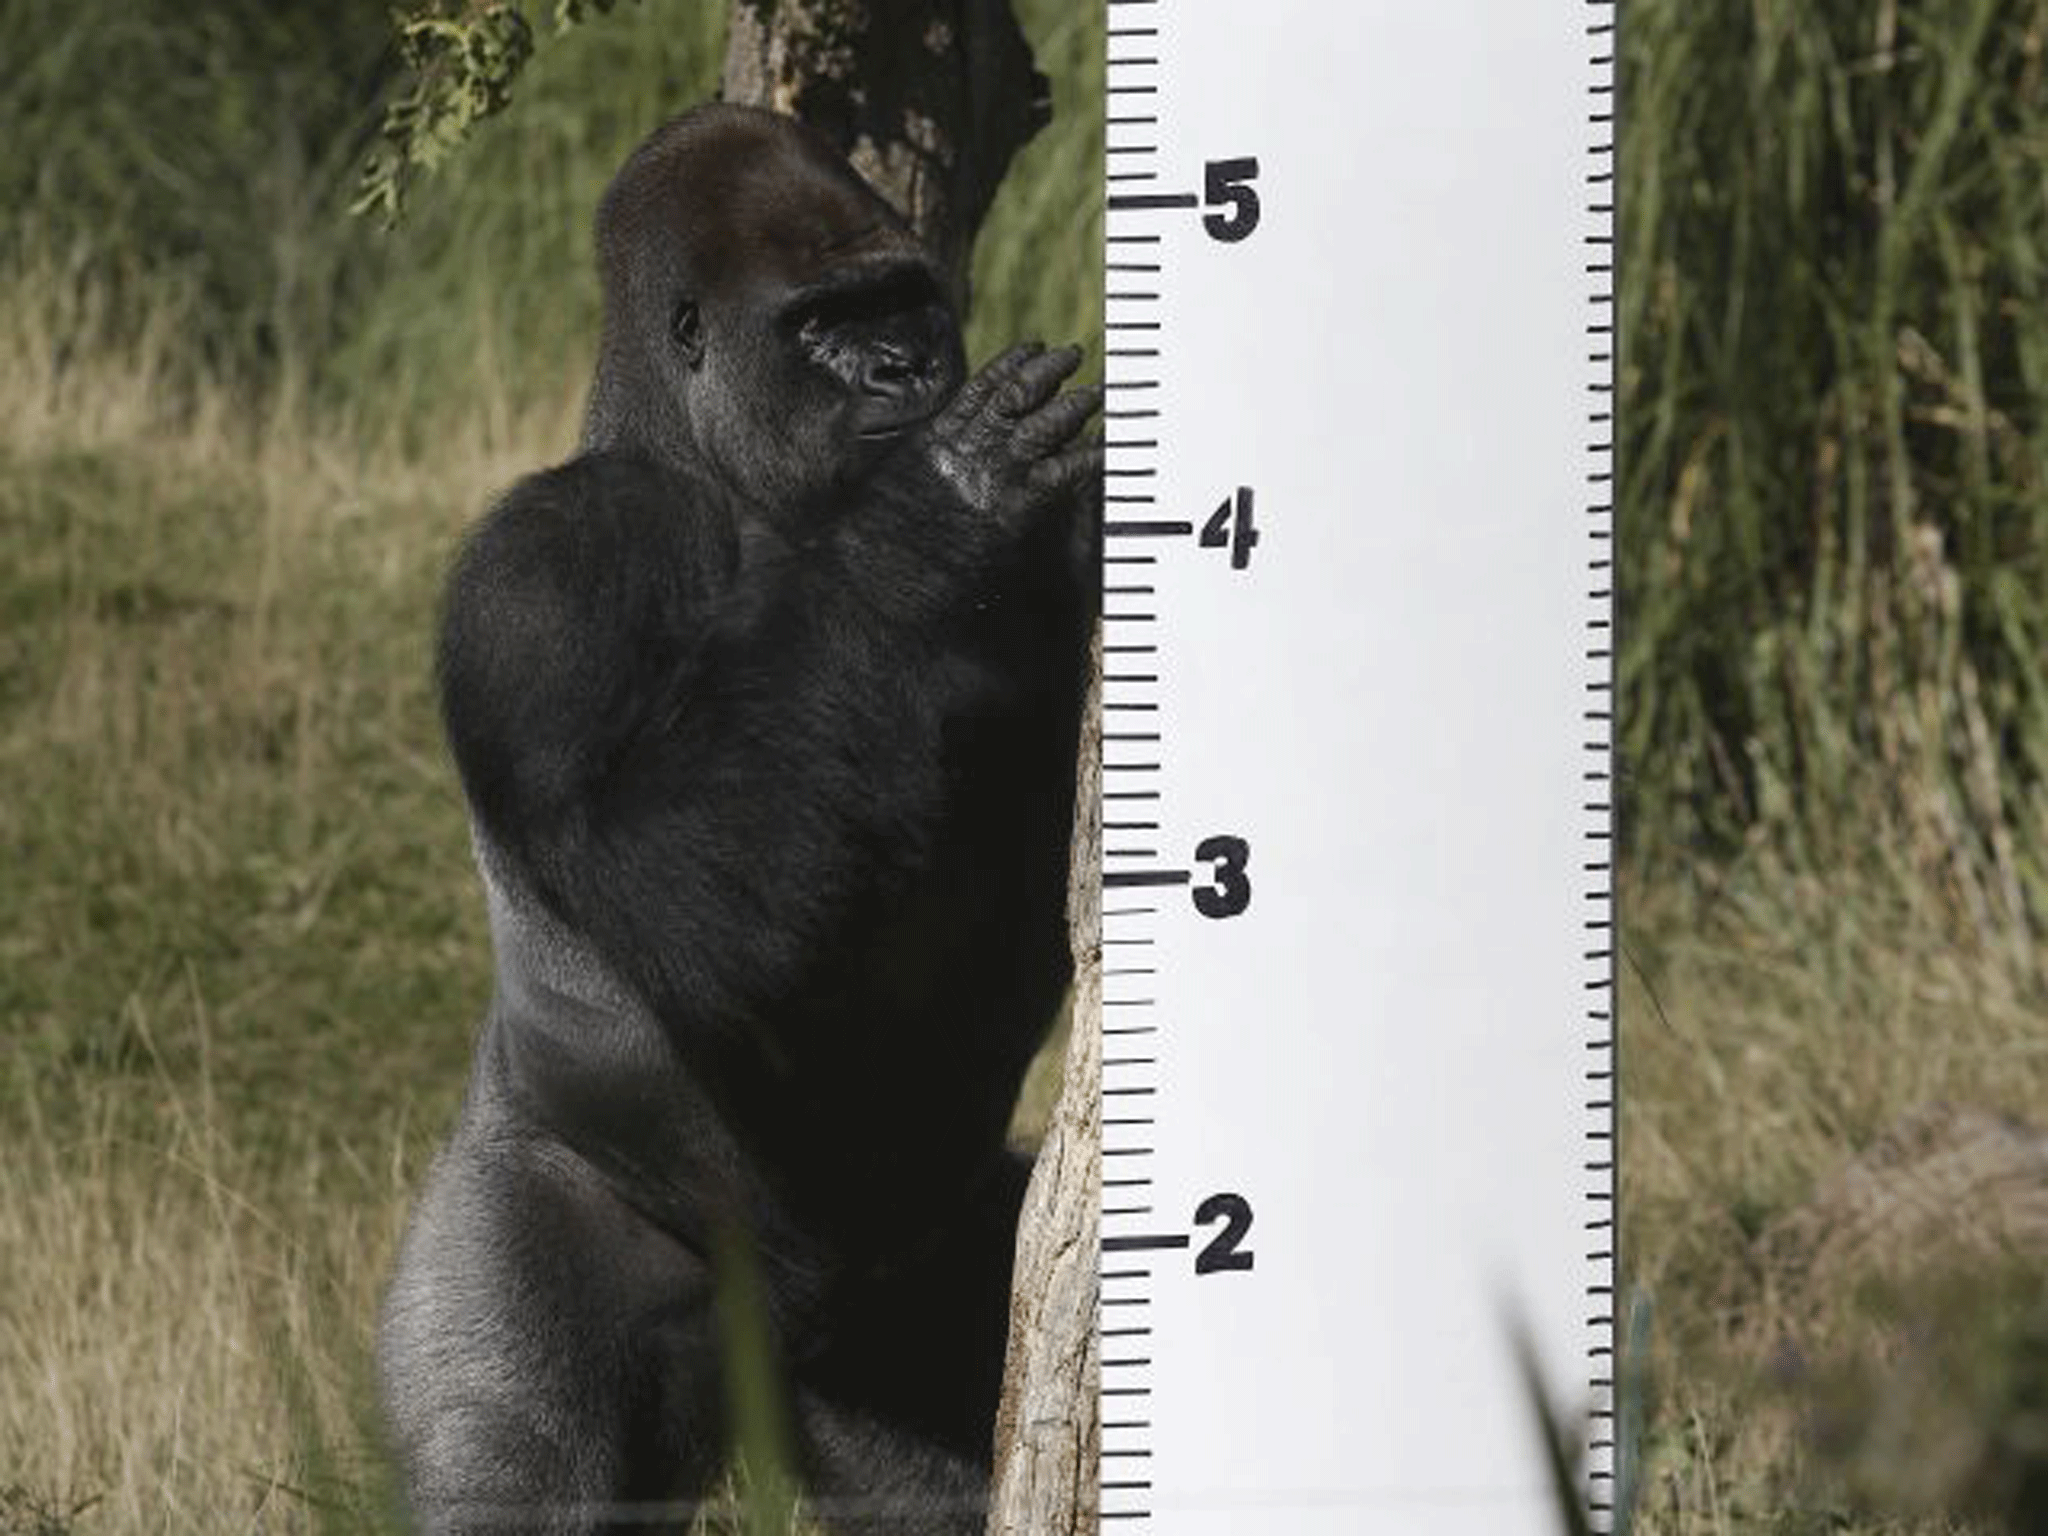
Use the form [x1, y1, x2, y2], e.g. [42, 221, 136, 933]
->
[4, 0, 2048, 1531]
[1619, 2, 2048, 1530]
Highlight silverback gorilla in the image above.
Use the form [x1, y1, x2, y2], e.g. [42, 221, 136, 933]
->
[378, 105, 1098, 1534]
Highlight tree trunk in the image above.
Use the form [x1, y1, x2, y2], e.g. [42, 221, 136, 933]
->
[721, 10, 1099, 1529]
[720, 0, 1050, 308]
[987, 633, 1101, 1536]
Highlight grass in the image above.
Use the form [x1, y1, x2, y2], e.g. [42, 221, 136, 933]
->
[1622, 875, 2048, 1533]
[1614, 6, 2048, 1527]
[0, 241, 494, 1529]
[1618, 0, 2048, 903]
[1, 1048, 408, 1533]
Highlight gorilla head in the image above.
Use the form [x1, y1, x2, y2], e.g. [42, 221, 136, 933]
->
[584, 104, 967, 514]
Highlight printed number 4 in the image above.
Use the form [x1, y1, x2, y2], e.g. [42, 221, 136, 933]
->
[1200, 487, 1259, 571]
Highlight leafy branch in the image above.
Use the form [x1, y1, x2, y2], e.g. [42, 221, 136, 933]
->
[352, 0, 630, 223]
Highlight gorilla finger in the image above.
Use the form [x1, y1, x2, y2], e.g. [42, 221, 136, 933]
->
[1025, 440, 1105, 500]
[996, 345, 1085, 419]
[1015, 386, 1103, 454]
[941, 343, 1046, 432]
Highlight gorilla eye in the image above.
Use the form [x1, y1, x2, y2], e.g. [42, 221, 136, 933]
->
[669, 300, 703, 359]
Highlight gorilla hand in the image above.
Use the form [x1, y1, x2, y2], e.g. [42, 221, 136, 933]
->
[844, 342, 1099, 620]
[922, 343, 1102, 537]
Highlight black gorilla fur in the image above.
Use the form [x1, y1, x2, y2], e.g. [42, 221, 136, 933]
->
[377, 104, 1098, 1535]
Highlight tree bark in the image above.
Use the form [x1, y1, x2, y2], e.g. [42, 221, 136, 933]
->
[987, 634, 1101, 1536]
[720, 0, 1050, 308]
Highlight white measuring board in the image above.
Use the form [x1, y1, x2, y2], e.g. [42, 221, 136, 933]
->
[1097, 4, 1616, 1532]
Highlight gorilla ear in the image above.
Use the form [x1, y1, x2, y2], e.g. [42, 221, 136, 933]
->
[669, 299, 704, 367]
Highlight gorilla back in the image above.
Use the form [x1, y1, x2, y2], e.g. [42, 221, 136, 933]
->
[377, 104, 1098, 1535]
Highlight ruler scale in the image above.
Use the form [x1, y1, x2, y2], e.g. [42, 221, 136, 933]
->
[1097, 5, 1616, 1531]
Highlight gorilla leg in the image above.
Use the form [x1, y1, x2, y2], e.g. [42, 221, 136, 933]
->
[795, 1397, 994, 1536]
[792, 1157, 1031, 1534]
[380, 1129, 726, 1534]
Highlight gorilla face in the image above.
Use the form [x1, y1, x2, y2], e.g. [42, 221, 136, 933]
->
[587, 105, 967, 516]
[688, 248, 965, 510]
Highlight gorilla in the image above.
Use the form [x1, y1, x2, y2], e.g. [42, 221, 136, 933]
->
[377, 104, 1098, 1535]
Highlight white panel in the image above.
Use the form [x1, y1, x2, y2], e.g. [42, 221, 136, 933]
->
[1099, 4, 1615, 1531]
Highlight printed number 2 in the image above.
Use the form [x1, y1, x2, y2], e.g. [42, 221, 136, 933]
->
[1203, 158, 1261, 243]
[1194, 1193, 1255, 1274]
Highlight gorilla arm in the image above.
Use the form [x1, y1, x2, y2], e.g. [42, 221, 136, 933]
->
[444, 453, 922, 1043]
[438, 343, 1100, 1052]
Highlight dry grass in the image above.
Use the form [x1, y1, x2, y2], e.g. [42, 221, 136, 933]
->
[1622, 857, 2048, 1534]
[0, 245, 553, 1534]
[0, 1062, 411, 1534]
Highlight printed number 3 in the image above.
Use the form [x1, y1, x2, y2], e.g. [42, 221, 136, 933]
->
[1193, 835, 1251, 919]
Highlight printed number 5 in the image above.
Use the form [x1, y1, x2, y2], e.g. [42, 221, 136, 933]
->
[1203, 157, 1261, 243]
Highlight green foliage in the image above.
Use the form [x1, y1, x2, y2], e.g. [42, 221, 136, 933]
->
[964, 0, 1103, 373]
[1620, 0, 2048, 961]
[0, 0, 394, 386]
[352, 0, 636, 224]
[334, 0, 730, 440]
[353, 4, 539, 226]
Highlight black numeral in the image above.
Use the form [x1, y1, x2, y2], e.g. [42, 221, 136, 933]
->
[1192, 835, 1251, 919]
[1199, 486, 1260, 570]
[1194, 1193, 1255, 1274]
[1202, 157, 1261, 243]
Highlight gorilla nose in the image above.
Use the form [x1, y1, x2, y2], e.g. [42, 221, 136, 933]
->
[861, 343, 928, 404]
